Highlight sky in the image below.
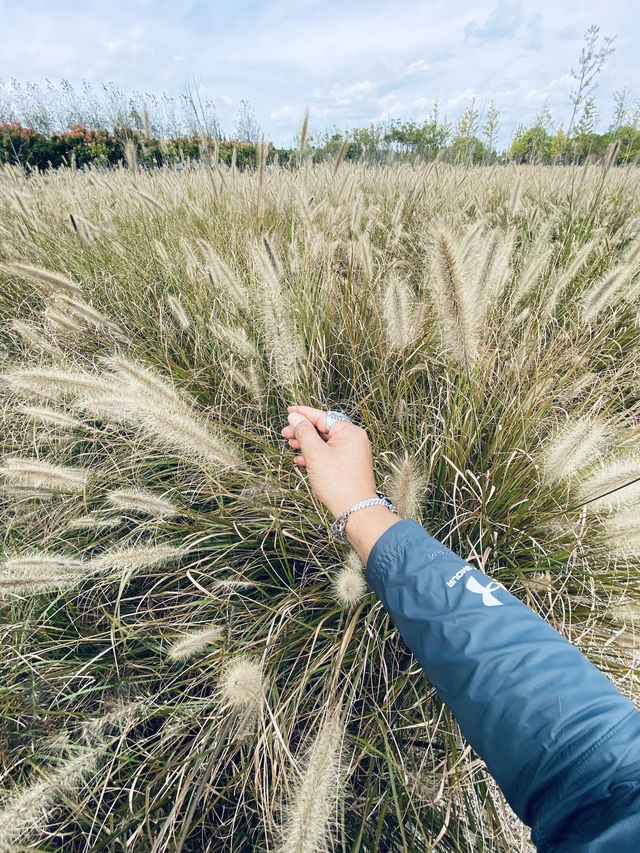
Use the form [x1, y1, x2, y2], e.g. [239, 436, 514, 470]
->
[0, 0, 638, 148]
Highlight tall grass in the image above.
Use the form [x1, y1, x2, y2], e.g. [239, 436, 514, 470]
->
[0, 154, 639, 851]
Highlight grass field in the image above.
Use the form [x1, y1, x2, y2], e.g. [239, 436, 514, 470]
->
[0, 154, 639, 852]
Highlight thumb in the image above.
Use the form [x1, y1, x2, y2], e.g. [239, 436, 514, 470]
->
[288, 412, 325, 460]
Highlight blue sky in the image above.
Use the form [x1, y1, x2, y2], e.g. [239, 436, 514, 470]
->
[0, 0, 637, 147]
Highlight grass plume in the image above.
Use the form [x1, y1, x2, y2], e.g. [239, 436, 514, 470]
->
[428, 227, 479, 368]
[1, 262, 82, 295]
[0, 457, 90, 492]
[276, 707, 344, 853]
[333, 552, 368, 608]
[105, 488, 179, 518]
[0, 742, 105, 849]
[167, 625, 224, 661]
[219, 657, 264, 709]
[540, 416, 612, 484]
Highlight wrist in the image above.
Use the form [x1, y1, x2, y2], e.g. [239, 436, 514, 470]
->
[332, 491, 379, 519]
[329, 490, 398, 546]
[345, 505, 401, 566]
[344, 502, 396, 532]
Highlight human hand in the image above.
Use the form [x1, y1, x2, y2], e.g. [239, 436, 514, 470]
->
[281, 405, 379, 519]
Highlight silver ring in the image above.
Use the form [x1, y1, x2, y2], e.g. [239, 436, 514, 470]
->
[325, 410, 352, 431]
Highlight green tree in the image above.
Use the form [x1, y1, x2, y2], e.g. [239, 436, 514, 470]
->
[567, 25, 615, 136]
[349, 124, 385, 163]
[612, 88, 631, 132]
[232, 99, 260, 144]
[508, 124, 551, 163]
[481, 101, 500, 163]
[549, 127, 571, 162]
[450, 99, 483, 163]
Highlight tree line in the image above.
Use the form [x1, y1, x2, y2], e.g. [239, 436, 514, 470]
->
[1, 26, 638, 170]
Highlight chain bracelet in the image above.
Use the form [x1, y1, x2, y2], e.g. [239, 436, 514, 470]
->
[329, 490, 398, 544]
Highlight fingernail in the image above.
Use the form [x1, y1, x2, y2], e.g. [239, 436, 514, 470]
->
[288, 413, 305, 427]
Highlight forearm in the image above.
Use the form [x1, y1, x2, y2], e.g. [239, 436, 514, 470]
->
[365, 519, 640, 846]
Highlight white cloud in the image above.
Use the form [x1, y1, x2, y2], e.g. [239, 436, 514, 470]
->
[406, 60, 431, 74]
[523, 74, 572, 104]
[376, 94, 434, 115]
[446, 88, 478, 109]
[465, 2, 525, 42]
[270, 104, 297, 121]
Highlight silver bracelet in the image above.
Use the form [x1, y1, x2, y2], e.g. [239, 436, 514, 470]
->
[329, 490, 398, 544]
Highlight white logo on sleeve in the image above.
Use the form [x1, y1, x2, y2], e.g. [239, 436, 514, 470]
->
[446, 565, 472, 587]
[465, 576, 504, 607]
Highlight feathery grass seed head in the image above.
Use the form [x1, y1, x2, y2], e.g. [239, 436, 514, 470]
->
[17, 405, 82, 429]
[0, 457, 90, 493]
[219, 657, 263, 709]
[10, 319, 60, 356]
[387, 451, 427, 519]
[276, 707, 344, 853]
[91, 544, 186, 574]
[0, 552, 87, 597]
[0, 741, 104, 849]
[105, 488, 179, 518]
[576, 455, 640, 510]
[601, 507, 640, 556]
[333, 560, 368, 608]
[381, 274, 420, 352]
[540, 416, 612, 484]
[1, 262, 82, 295]
[428, 227, 479, 368]
[166, 294, 191, 330]
[1, 366, 109, 399]
[167, 625, 224, 661]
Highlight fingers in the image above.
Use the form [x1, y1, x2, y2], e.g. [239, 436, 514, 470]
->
[287, 404, 330, 432]
[287, 413, 326, 463]
[282, 426, 323, 448]
[280, 419, 305, 451]
[282, 421, 320, 438]
[282, 406, 353, 458]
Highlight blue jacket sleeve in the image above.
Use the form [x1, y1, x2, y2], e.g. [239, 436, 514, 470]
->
[365, 519, 640, 851]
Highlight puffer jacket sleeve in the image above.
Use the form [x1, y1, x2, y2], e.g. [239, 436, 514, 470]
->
[365, 518, 640, 851]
